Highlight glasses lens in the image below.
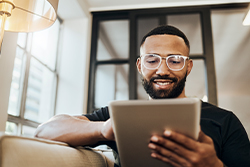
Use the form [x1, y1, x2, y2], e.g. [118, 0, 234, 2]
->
[143, 54, 160, 69]
[167, 56, 185, 70]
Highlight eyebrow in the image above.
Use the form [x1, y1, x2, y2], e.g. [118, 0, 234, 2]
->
[146, 53, 183, 57]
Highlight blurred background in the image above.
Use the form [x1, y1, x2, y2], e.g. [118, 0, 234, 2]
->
[1, 0, 250, 138]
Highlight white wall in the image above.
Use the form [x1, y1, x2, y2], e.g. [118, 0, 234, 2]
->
[55, 16, 92, 115]
[0, 32, 18, 131]
[212, 9, 250, 137]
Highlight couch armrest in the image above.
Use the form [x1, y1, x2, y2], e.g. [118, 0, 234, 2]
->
[0, 132, 114, 167]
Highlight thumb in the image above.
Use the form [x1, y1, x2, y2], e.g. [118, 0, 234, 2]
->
[198, 130, 213, 144]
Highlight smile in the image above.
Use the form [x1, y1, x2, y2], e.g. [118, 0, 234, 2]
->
[153, 79, 174, 89]
[156, 82, 170, 85]
[153, 79, 174, 84]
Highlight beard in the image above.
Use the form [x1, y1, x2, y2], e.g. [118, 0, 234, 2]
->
[142, 72, 187, 99]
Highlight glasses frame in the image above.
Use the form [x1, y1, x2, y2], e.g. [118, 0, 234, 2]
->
[140, 54, 190, 71]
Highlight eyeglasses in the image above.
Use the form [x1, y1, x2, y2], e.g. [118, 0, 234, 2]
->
[141, 54, 190, 71]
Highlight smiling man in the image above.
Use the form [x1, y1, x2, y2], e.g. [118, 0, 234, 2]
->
[35, 25, 250, 167]
[138, 32, 191, 99]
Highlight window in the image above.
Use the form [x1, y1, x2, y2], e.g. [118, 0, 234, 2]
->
[88, 6, 219, 113]
[94, 19, 130, 108]
[5, 19, 62, 137]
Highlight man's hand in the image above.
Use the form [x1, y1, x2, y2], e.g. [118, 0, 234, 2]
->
[101, 119, 115, 141]
[148, 130, 224, 167]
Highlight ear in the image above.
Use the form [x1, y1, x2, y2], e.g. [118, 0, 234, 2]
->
[187, 59, 193, 76]
[136, 58, 142, 74]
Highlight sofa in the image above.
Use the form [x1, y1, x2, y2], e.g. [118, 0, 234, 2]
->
[0, 132, 115, 167]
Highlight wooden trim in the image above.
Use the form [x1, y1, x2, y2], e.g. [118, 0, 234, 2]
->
[87, 17, 98, 113]
[129, 12, 138, 99]
[96, 59, 129, 65]
[201, 8, 218, 105]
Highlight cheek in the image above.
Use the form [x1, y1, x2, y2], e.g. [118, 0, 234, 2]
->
[174, 69, 188, 80]
[141, 67, 155, 80]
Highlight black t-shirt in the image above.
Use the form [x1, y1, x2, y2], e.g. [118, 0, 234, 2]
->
[85, 101, 250, 167]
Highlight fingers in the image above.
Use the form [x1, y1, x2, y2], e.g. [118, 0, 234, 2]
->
[148, 142, 191, 167]
[149, 135, 195, 161]
[162, 130, 213, 149]
[162, 130, 199, 150]
[150, 152, 183, 167]
[148, 130, 217, 167]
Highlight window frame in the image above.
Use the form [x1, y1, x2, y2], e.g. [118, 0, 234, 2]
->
[88, 12, 130, 113]
[6, 17, 63, 135]
[87, 3, 249, 113]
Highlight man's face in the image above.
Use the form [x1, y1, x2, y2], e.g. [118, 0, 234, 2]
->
[137, 34, 193, 99]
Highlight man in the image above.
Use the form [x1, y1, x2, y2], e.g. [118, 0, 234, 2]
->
[35, 25, 250, 167]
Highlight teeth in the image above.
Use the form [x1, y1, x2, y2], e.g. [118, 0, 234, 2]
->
[157, 82, 170, 85]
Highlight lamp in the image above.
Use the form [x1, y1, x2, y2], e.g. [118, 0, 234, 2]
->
[243, 4, 250, 26]
[0, 0, 58, 50]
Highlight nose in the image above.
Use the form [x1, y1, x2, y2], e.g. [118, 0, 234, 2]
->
[155, 60, 171, 76]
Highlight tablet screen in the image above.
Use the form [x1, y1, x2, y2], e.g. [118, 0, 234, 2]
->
[109, 98, 201, 167]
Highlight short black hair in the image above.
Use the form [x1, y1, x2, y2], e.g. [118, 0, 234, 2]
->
[140, 25, 190, 50]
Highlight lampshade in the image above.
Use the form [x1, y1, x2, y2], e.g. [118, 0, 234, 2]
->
[0, 0, 59, 50]
[243, 4, 250, 26]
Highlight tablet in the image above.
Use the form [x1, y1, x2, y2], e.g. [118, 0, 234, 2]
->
[108, 98, 201, 167]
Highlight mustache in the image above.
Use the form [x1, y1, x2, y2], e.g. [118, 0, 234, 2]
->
[150, 75, 178, 82]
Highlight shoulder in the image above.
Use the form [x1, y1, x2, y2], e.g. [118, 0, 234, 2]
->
[200, 101, 245, 137]
[201, 101, 231, 115]
[201, 101, 235, 123]
[200, 101, 248, 140]
[84, 106, 110, 121]
[201, 102, 250, 166]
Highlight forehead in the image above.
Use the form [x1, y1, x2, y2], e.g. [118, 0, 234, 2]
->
[140, 34, 189, 56]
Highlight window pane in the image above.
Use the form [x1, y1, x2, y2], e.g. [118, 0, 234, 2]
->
[27, 33, 32, 52]
[96, 20, 129, 61]
[137, 60, 207, 100]
[8, 47, 26, 116]
[24, 58, 56, 123]
[167, 14, 203, 55]
[17, 33, 27, 48]
[186, 59, 207, 100]
[137, 17, 159, 55]
[95, 64, 129, 108]
[5, 122, 18, 135]
[22, 126, 37, 137]
[30, 19, 60, 70]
